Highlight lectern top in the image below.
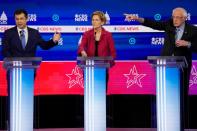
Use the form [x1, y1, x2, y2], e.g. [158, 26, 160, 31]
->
[3, 57, 42, 69]
[77, 56, 113, 68]
[147, 56, 188, 68]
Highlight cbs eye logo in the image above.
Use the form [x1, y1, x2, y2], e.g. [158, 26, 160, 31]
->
[154, 14, 161, 21]
[129, 37, 136, 45]
[52, 14, 60, 22]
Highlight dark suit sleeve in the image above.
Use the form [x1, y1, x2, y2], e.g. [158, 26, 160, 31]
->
[2, 30, 12, 57]
[142, 18, 168, 31]
[36, 30, 58, 50]
[190, 27, 197, 52]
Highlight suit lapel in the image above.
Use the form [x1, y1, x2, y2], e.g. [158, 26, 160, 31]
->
[181, 24, 188, 40]
[100, 28, 106, 43]
[25, 27, 32, 50]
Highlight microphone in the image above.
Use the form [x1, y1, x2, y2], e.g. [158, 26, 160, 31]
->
[19, 30, 25, 37]
[94, 31, 100, 42]
[19, 30, 22, 36]
[94, 31, 97, 40]
[19, 31, 24, 41]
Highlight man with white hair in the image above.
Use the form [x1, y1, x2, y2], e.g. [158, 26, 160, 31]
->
[125, 7, 197, 128]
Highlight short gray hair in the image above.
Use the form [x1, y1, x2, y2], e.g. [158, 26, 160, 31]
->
[172, 7, 187, 17]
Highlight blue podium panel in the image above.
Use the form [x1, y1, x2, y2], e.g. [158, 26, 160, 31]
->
[148, 56, 187, 131]
[3, 57, 42, 131]
[77, 57, 112, 131]
[156, 66, 181, 131]
[84, 60, 106, 131]
[10, 62, 34, 131]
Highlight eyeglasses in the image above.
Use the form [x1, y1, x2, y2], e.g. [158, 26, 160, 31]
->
[172, 16, 184, 19]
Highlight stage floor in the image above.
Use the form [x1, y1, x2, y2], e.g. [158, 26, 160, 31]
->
[1, 128, 197, 131]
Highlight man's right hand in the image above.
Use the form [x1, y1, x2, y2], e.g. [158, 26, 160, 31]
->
[53, 32, 61, 43]
[81, 50, 87, 57]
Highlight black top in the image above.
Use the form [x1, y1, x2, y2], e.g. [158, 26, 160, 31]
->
[95, 40, 99, 56]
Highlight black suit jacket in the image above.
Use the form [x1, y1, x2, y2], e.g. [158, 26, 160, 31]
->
[143, 19, 197, 68]
[2, 26, 57, 57]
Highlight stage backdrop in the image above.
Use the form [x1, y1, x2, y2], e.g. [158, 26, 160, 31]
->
[0, 0, 197, 96]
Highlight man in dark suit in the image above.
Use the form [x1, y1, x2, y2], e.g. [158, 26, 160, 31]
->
[125, 7, 197, 128]
[2, 9, 61, 57]
[1, 9, 61, 129]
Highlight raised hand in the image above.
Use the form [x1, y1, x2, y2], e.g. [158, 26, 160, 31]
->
[53, 32, 61, 43]
[124, 14, 139, 21]
[124, 14, 144, 23]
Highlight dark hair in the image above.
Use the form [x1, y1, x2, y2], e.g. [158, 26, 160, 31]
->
[14, 9, 28, 18]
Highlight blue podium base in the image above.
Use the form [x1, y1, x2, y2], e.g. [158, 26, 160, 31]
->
[10, 67, 34, 131]
[84, 66, 106, 131]
[156, 66, 182, 131]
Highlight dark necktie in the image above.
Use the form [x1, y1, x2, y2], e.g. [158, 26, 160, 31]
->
[20, 30, 26, 49]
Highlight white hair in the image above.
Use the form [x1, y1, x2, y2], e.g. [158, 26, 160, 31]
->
[172, 7, 187, 17]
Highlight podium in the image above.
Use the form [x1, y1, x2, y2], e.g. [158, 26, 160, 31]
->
[148, 56, 187, 131]
[3, 57, 42, 131]
[77, 56, 113, 131]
